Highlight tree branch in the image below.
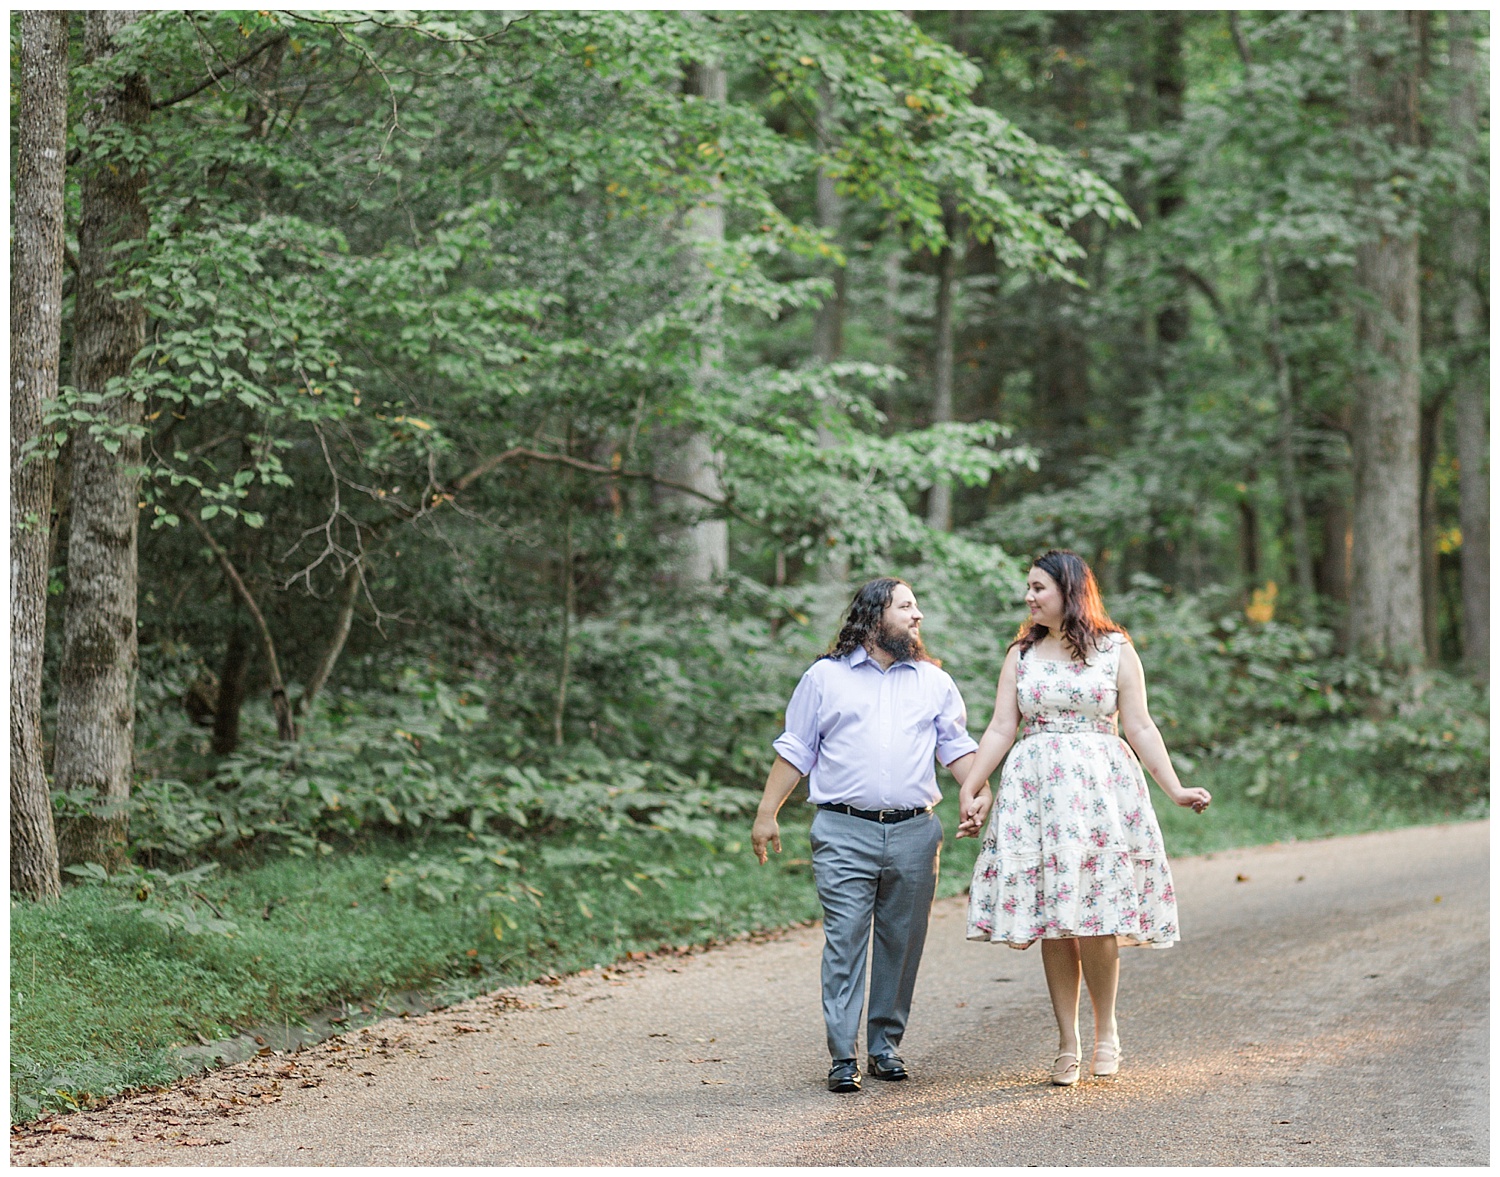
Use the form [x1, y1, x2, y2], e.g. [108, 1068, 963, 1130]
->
[450, 446, 760, 526]
[1227, 13, 1253, 67]
[187, 512, 297, 740]
[295, 561, 363, 717]
[1174, 265, 1227, 321]
[151, 30, 289, 110]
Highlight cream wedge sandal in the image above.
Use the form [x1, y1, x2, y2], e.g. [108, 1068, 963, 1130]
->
[1051, 1051, 1081, 1086]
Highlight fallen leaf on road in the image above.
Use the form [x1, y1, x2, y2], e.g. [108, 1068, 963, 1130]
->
[688, 1058, 724, 1064]
[1236, 873, 1250, 882]
[700, 1079, 726, 1085]
[431, 1077, 451, 1082]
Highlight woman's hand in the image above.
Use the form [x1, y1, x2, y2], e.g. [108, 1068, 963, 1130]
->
[1172, 785, 1212, 814]
[956, 783, 993, 838]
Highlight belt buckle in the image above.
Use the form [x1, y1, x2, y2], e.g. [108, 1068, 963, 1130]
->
[878, 808, 899, 823]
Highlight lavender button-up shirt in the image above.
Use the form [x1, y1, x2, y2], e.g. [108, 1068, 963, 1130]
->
[772, 645, 979, 811]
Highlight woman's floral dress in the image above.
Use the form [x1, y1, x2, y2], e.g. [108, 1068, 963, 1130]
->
[966, 631, 1180, 950]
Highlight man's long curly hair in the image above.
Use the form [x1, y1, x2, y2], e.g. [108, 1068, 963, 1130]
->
[822, 576, 934, 663]
[1011, 550, 1127, 662]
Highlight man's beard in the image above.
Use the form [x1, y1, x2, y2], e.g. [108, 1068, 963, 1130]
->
[875, 621, 927, 663]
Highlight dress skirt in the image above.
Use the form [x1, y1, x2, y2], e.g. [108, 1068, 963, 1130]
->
[965, 727, 1180, 950]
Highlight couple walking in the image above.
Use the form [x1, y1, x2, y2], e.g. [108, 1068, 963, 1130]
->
[751, 551, 1211, 1092]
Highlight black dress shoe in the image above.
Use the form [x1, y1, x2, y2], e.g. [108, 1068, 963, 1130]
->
[827, 1059, 862, 1092]
[868, 1053, 908, 1081]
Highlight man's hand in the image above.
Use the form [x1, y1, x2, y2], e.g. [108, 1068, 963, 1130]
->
[751, 812, 781, 864]
[1173, 785, 1212, 814]
[751, 755, 803, 864]
[955, 783, 992, 839]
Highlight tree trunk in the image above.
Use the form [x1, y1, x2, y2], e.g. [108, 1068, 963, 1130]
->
[212, 621, 250, 757]
[1314, 408, 1355, 652]
[190, 515, 296, 740]
[552, 502, 574, 747]
[1418, 394, 1448, 663]
[1153, 11, 1189, 347]
[1348, 12, 1425, 666]
[1261, 247, 1317, 611]
[812, 80, 846, 370]
[1317, 488, 1353, 614]
[659, 54, 729, 586]
[1238, 473, 1260, 590]
[296, 563, 362, 718]
[54, 11, 151, 870]
[1447, 11, 1488, 679]
[11, 9, 70, 901]
[1035, 14, 1093, 462]
[927, 197, 961, 532]
[813, 80, 849, 583]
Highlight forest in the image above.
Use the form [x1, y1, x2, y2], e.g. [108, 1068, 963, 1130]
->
[9, 10, 1488, 1117]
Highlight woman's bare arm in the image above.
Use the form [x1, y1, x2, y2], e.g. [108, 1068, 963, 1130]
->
[956, 646, 1022, 837]
[1117, 640, 1210, 813]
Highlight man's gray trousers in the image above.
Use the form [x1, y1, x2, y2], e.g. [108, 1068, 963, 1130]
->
[808, 806, 943, 1062]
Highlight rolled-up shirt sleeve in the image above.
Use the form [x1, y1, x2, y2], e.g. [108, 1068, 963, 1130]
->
[771, 667, 822, 775]
[934, 673, 979, 766]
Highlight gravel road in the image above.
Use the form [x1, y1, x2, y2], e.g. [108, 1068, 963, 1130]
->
[13, 820, 1487, 1166]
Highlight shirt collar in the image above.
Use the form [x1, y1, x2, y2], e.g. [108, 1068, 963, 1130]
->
[848, 645, 916, 671]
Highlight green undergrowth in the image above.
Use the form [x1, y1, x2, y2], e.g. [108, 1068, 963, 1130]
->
[13, 784, 1481, 1123]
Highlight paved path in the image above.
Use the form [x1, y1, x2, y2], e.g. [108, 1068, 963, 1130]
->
[13, 821, 1488, 1166]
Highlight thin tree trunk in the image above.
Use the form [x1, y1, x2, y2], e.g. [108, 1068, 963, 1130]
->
[189, 515, 296, 740]
[46, 436, 72, 575]
[212, 621, 250, 757]
[1348, 11, 1425, 666]
[1448, 11, 1488, 679]
[296, 563, 362, 718]
[880, 248, 904, 421]
[1261, 246, 1317, 610]
[11, 10, 70, 901]
[1153, 11, 1189, 347]
[1418, 394, 1448, 663]
[814, 80, 849, 582]
[54, 11, 151, 870]
[812, 81, 846, 370]
[1238, 471, 1260, 590]
[927, 197, 961, 533]
[1318, 490, 1353, 614]
[552, 503, 574, 747]
[1036, 13, 1092, 461]
[660, 49, 728, 586]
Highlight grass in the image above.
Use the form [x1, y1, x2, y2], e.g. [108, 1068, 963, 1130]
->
[11, 784, 1482, 1121]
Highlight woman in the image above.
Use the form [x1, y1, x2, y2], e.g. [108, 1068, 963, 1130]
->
[957, 550, 1210, 1086]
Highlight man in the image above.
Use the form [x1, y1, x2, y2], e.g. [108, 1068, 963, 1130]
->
[752, 577, 986, 1092]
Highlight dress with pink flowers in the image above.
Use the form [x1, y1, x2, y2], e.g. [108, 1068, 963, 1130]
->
[965, 631, 1180, 950]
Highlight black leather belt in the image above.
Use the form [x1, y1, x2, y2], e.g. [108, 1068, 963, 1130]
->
[817, 802, 932, 824]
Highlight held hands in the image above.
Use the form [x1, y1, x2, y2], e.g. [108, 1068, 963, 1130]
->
[956, 783, 992, 839]
[751, 812, 781, 864]
[1173, 785, 1212, 814]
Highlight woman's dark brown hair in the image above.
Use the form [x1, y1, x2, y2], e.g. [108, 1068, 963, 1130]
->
[1011, 550, 1127, 662]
